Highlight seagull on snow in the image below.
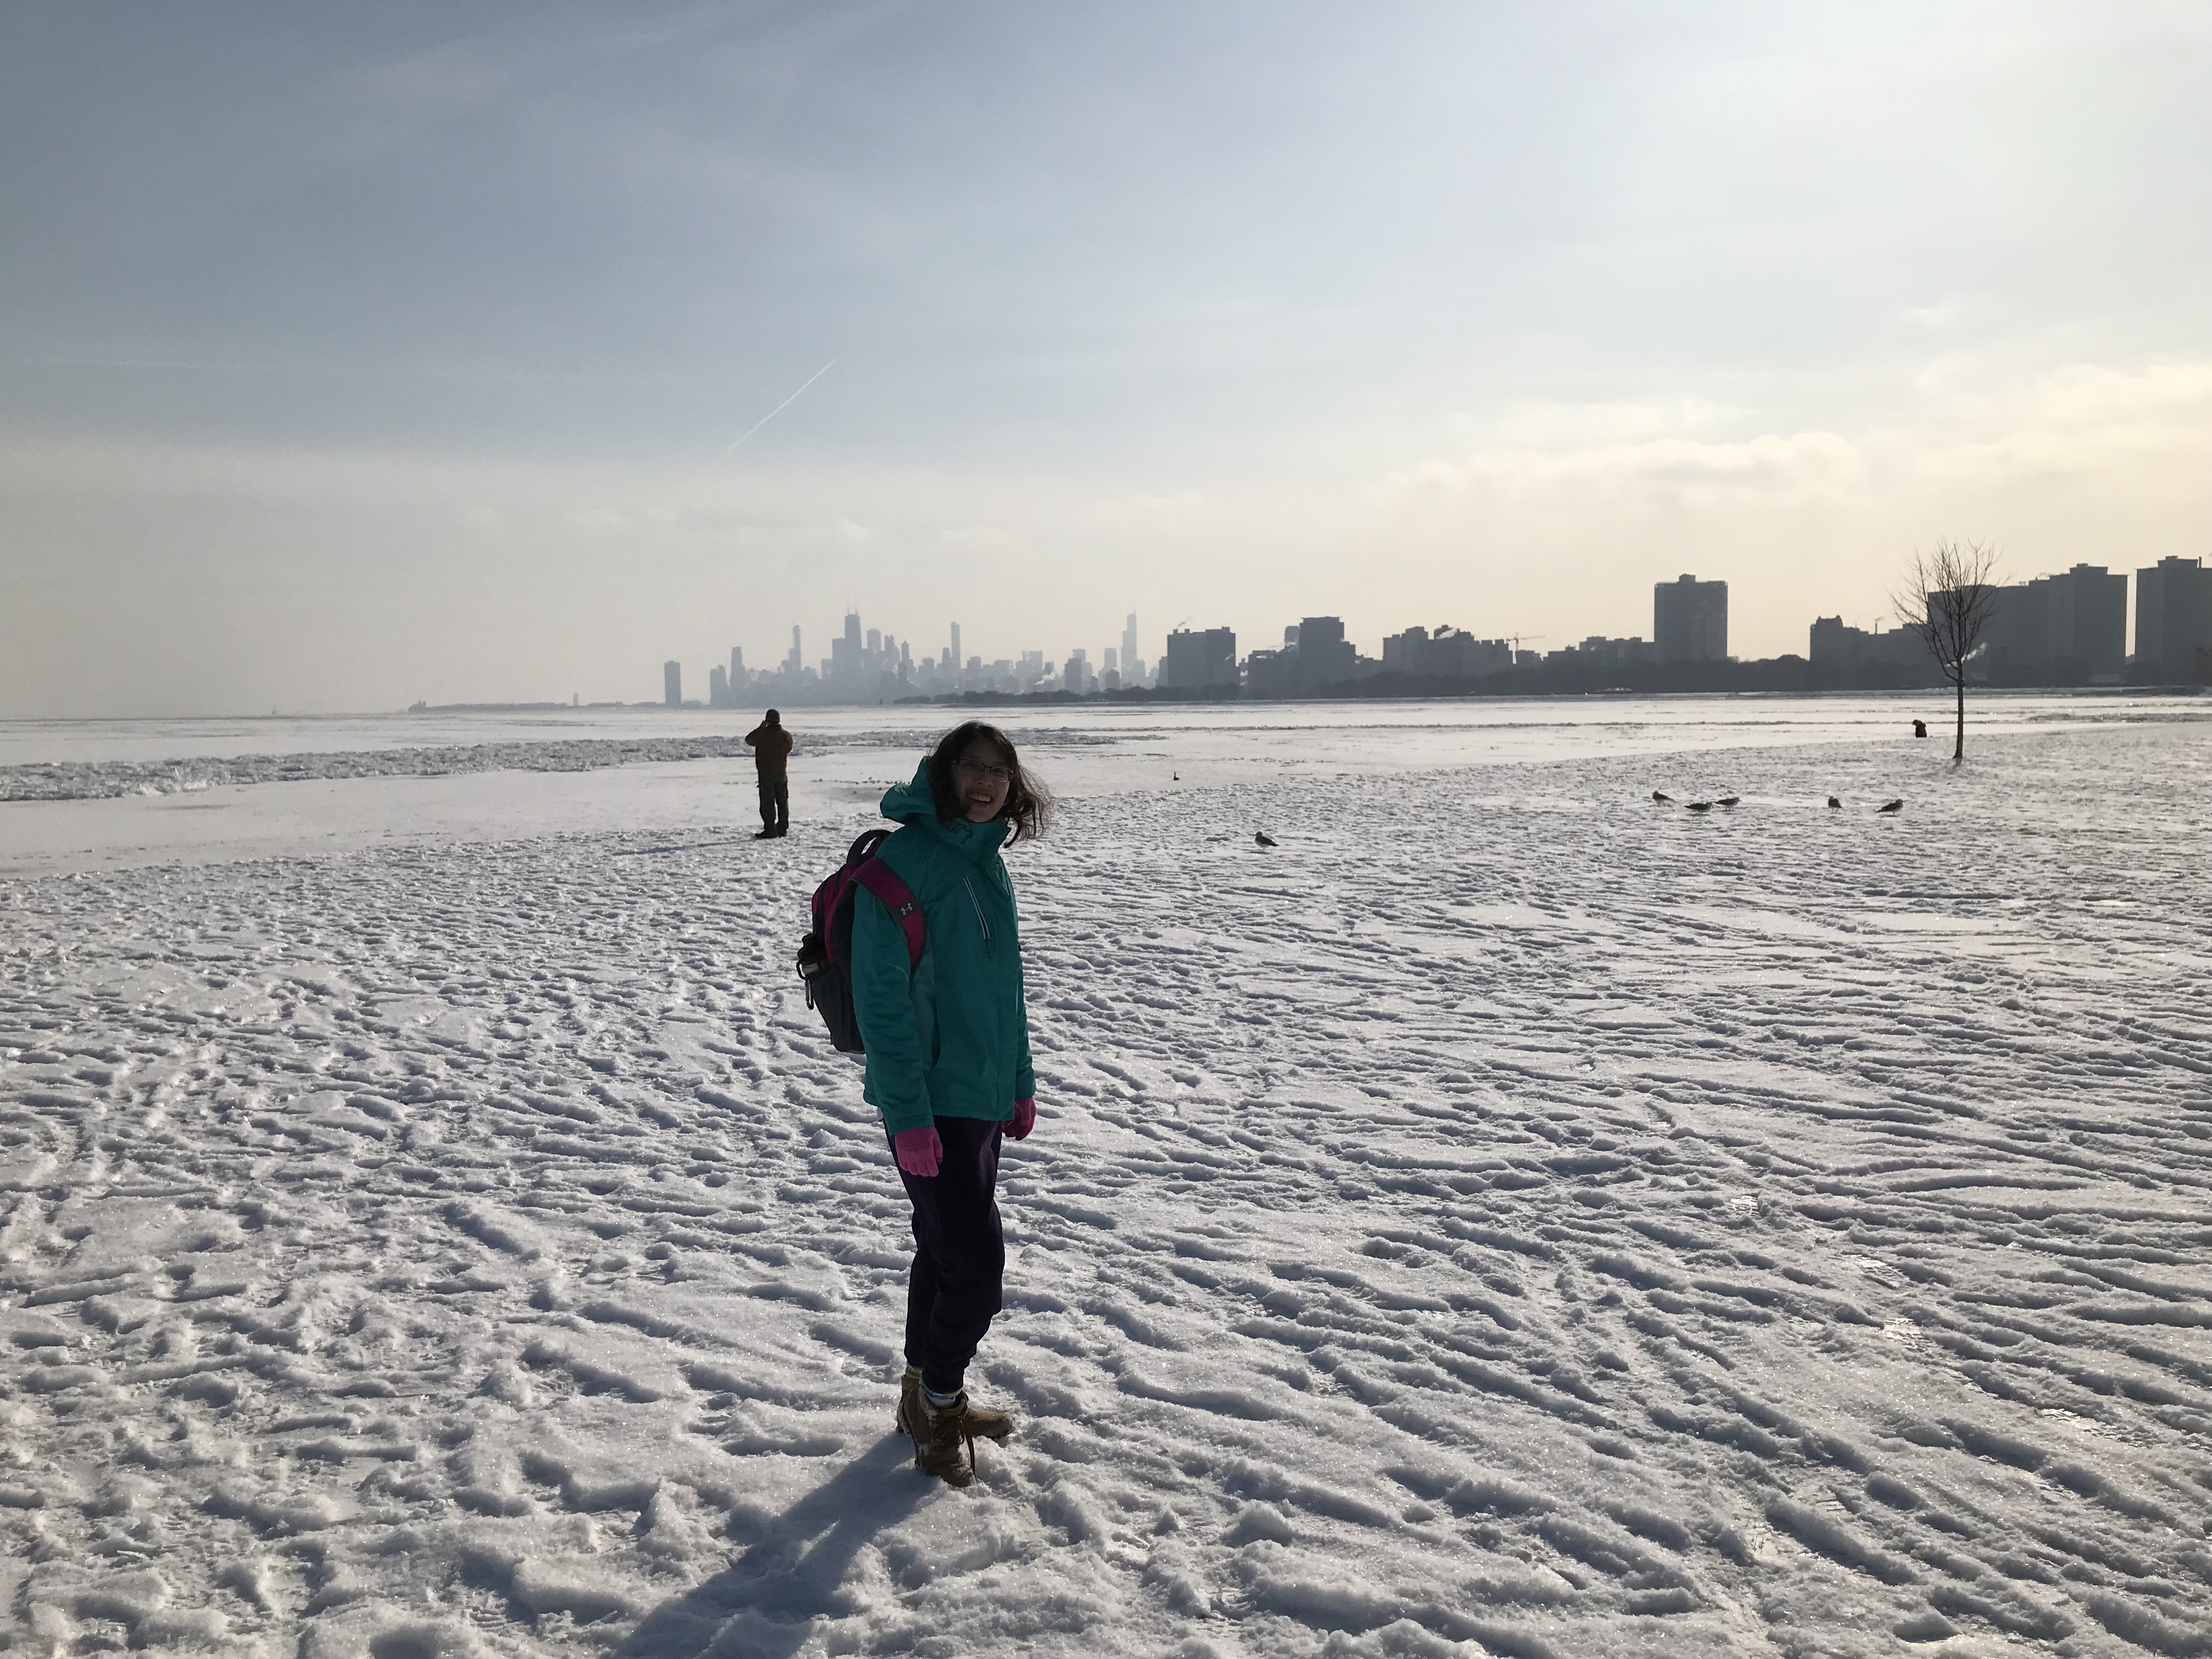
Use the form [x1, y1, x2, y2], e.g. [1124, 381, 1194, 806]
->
[1255, 831, 1278, 848]
[1877, 800, 1904, 814]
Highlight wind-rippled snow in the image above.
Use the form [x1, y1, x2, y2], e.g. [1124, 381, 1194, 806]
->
[2, 706, 2209, 1658]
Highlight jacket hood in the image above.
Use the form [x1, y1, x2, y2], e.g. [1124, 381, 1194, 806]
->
[879, 758, 1011, 857]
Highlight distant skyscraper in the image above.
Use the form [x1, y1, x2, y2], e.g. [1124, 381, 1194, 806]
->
[1809, 617, 1925, 678]
[1655, 575, 1728, 663]
[1383, 625, 1510, 678]
[1294, 616, 1355, 691]
[1983, 564, 2127, 682]
[950, 622, 962, 670]
[1122, 613, 1139, 679]
[1163, 627, 1237, 690]
[708, 664, 728, 704]
[787, 625, 803, 676]
[729, 646, 744, 687]
[2136, 557, 2212, 683]
[663, 661, 682, 707]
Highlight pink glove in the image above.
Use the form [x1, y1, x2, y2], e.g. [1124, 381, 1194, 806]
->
[893, 1125, 943, 1177]
[1009, 1097, 1036, 1141]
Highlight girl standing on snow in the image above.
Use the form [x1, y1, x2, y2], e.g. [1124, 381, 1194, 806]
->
[849, 721, 1049, 1487]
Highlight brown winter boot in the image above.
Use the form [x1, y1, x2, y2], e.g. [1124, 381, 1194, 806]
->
[898, 1370, 1013, 1441]
[913, 1391, 977, 1488]
[960, 1397, 1014, 1441]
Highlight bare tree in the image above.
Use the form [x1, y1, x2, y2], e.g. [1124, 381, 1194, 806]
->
[1894, 539, 2002, 761]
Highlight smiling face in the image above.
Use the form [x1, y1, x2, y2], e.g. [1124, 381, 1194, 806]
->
[952, 738, 1013, 822]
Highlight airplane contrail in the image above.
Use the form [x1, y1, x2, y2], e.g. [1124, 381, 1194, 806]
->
[709, 359, 836, 467]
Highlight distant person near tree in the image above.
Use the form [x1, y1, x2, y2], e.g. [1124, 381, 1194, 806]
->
[744, 709, 794, 839]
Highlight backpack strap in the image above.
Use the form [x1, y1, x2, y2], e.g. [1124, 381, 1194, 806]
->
[851, 859, 926, 970]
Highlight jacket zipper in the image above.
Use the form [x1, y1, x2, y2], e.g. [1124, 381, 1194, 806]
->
[961, 877, 994, 953]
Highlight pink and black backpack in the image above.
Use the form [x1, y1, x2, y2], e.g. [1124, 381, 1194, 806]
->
[795, 830, 927, 1052]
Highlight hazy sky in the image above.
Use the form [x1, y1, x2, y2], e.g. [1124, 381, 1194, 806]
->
[4, 1, 2209, 714]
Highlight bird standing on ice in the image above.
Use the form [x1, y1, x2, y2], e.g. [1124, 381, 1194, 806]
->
[1255, 831, 1278, 848]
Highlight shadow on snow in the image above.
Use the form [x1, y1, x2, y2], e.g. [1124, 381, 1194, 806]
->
[620, 1436, 929, 1659]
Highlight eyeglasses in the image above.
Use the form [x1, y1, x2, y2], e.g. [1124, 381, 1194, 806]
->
[955, 760, 1012, 781]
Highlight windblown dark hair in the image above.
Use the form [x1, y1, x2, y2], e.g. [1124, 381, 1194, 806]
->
[926, 721, 1051, 844]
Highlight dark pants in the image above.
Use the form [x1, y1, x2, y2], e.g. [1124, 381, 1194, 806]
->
[757, 774, 789, 834]
[891, 1116, 1005, 1397]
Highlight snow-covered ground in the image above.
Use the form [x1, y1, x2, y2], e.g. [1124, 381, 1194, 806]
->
[2, 700, 2209, 1658]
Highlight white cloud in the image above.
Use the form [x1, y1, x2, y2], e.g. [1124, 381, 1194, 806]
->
[1384, 428, 1864, 510]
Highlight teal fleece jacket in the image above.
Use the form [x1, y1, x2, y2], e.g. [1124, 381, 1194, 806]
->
[851, 760, 1035, 1134]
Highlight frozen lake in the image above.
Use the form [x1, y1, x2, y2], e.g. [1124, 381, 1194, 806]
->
[2, 697, 2209, 1658]
[2, 692, 2203, 877]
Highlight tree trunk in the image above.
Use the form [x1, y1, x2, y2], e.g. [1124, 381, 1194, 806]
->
[1954, 673, 1966, 760]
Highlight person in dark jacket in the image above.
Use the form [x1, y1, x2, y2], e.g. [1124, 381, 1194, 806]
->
[850, 720, 1049, 1487]
[744, 710, 795, 838]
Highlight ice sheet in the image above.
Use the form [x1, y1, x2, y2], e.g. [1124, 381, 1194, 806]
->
[3, 693, 2204, 878]
[2, 709, 2208, 1658]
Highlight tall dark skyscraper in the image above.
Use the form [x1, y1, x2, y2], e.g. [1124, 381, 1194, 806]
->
[663, 661, 681, 707]
[1293, 616, 1356, 691]
[2136, 557, 2212, 683]
[1982, 564, 2127, 682]
[1163, 627, 1237, 689]
[1655, 575, 1728, 663]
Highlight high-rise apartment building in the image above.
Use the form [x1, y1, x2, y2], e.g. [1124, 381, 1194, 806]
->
[1809, 617, 1925, 678]
[1163, 627, 1238, 690]
[1294, 616, 1356, 691]
[1654, 575, 1728, 663]
[2136, 557, 2212, 683]
[2057, 566, 2128, 682]
[663, 661, 682, 707]
[1978, 564, 2126, 682]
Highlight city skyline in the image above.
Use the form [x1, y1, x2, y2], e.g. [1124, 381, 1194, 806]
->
[640, 551, 2208, 710]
